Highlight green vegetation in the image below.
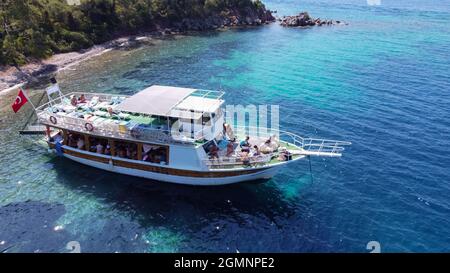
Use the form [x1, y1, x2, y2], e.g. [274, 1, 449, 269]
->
[0, 0, 269, 66]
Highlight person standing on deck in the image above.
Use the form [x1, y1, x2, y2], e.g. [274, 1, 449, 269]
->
[77, 137, 85, 150]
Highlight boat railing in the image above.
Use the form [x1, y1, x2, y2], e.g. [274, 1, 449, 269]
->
[36, 92, 127, 111]
[203, 125, 351, 169]
[204, 154, 273, 169]
[232, 125, 351, 157]
[36, 92, 212, 144]
[37, 109, 194, 144]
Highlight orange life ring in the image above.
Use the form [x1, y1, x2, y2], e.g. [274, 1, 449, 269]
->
[85, 122, 94, 132]
[49, 116, 57, 125]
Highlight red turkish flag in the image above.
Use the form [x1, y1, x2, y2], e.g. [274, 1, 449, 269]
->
[11, 88, 29, 113]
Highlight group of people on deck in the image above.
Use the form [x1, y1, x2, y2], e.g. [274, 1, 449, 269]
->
[51, 130, 169, 163]
[115, 142, 137, 159]
[70, 94, 86, 106]
[66, 133, 141, 159]
[142, 147, 167, 164]
[207, 123, 290, 165]
[67, 133, 112, 155]
[67, 133, 85, 150]
[88, 139, 111, 156]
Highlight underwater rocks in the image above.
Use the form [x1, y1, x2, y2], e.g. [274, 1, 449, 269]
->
[279, 12, 347, 27]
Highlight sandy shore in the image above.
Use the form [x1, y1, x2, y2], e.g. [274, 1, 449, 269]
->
[0, 22, 270, 96]
[0, 34, 159, 95]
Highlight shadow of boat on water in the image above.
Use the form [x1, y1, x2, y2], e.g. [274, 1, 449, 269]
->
[49, 156, 298, 225]
[0, 154, 314, 253]
[48, 156, 306, 252]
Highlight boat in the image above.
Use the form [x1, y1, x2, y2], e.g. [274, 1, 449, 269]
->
[34, 84, 351, 186]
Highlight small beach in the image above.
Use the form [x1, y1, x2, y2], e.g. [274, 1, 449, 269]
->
[0, 34, 176, 94]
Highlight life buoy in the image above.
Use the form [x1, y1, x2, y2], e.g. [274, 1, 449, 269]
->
[85, 122, 94, 132]
[49, 116, 57, 125]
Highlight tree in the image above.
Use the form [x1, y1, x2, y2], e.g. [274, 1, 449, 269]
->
[0, 0, 271, 65]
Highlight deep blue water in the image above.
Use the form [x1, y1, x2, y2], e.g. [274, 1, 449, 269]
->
[0, 0, 449, 252]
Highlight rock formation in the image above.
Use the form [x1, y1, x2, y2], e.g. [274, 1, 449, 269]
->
[279, 12, 346, 27]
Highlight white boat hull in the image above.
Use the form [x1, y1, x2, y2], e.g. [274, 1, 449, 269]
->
[63, 149, 286, 186]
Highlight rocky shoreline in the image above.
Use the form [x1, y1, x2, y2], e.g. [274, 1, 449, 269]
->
[0, 9, 276, 94]
[279, 12, 347, 27]
[1, 37, 133, 94]
[170, 7, 275, 31]
[0, 9, 347, 94]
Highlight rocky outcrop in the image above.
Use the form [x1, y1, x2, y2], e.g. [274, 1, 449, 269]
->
[280, 12, 315, 27]
[167, 7, 275, 33]
[280, 12, 346, 27]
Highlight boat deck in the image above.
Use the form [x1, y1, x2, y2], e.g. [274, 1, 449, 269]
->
[204, 141, 304, 170]
[36, 92, 208, 144]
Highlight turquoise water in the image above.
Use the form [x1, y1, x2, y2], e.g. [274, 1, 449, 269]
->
[1, 0, 450, 252]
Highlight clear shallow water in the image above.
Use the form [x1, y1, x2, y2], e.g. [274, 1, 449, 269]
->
[1, 0, 450, 252]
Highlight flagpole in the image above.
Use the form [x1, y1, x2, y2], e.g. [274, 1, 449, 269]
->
[21, 88, 36, 110]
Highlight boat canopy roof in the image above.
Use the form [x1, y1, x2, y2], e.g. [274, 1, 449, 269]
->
[115, 85, 224, 119]
[115, 85, 195, 117]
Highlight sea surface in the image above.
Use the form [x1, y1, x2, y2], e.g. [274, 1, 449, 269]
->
[1, 0, 449, 252]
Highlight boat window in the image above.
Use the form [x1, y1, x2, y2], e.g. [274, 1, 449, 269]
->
[114, 140, 138, 160]
[87, 136, 110, 155]
[169, 117, 179, 127]
[67, 131, 86, 150]
[142, 144, 169, 165]
[202, 114, 211, 125]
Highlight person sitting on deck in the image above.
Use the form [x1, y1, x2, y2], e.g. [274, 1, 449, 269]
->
[209, 144, 219, 159]
[78, 94, 86, 103]
[68, 134, 76, 147]
[70, 96, 78, 107]
[77, 137, 85, 150]
[240, 151, 251, 166]
[269, 135, 280, 150]
[277, 148, 291, 161]
[104, 145, 111, 155]
[240, 136, 251, 152]
[226, 141, 234, 157]
[260, 138, 276, 154]
[253, 145, 261, 156]
[96, 143, 104, 154]
[117, 147, 126, 158]
[126, 145, 137, 159]
[107, 107, 114, 117]
[223, 123, 236, 142]
[159, 151, 167, 164]
[129, 146, 138, 160]
[142, 147, 152, 161]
